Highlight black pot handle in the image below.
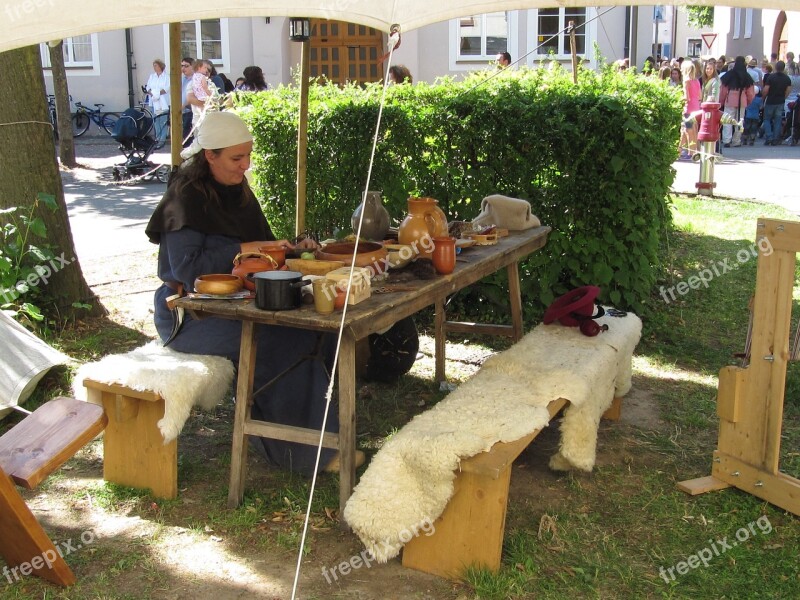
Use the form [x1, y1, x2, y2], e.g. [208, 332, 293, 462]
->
[289, 277, 313, 289]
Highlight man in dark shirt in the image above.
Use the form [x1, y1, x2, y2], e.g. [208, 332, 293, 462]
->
[762, 61, 792, 145]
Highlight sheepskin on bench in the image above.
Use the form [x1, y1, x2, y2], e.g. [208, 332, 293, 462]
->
[343, 309, 641, 563]
[72, 341, 234, 442]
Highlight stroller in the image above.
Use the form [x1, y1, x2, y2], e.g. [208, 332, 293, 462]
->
[111, 107, 170, 182]
[785, 99, 800, 146]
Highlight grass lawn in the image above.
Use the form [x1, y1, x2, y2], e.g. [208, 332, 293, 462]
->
[2, 195, 799, 599]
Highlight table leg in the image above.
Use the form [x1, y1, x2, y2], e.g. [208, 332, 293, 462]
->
[507, 262, 524, 342]
[227, 320, 257, 508]
[435, 297, 447, 383]
[338, 332, 357, 523]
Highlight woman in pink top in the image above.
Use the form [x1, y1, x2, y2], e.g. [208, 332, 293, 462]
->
[679, 61, 701, 160]
[719, 56, 756, 147]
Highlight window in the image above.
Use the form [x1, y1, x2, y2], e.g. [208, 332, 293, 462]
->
[180, 19, 227, 64]
[744, 9, 753, 39]
[533, 8, 587, 57]
[687, 39, 702, 58]
[457, 12, 509, 60]
[40, 35, 98, 69]
[733, 8, 741, 40]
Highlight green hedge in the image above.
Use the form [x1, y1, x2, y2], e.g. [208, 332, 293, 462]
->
[236, 65, 681, 318]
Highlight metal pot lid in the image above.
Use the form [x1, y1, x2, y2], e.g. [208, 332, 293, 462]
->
[252, 270, 303, 281]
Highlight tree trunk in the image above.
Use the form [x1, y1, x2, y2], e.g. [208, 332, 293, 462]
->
[48, 41, 77, 168]
[0, 46, 105, 318]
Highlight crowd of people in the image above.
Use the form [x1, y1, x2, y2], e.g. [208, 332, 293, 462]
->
[143, 59, 276, 148]
[645, 51, 800, 159]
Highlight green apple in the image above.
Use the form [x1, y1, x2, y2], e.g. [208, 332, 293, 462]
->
[301, 252, 316, 261]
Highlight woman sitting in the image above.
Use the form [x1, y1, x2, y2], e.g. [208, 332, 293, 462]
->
[145, 111, 358, 475]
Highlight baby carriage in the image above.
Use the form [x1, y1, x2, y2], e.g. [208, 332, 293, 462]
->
[111, 107, 170, 182]
[786, 99, 800, 146]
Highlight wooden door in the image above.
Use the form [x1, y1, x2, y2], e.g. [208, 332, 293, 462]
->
[309, 20, 384, 85]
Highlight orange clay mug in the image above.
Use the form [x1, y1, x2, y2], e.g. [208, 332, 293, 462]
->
[431, 236, 456, 275]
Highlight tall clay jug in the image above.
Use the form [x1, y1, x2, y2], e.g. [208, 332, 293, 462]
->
[398, 197, 449, 259]
[352, 191, 391, 241]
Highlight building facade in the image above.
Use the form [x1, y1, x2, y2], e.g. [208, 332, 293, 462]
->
[41, 8, 798, 115]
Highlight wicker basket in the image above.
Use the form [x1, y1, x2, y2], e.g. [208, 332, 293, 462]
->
[285, 258, 345, 276]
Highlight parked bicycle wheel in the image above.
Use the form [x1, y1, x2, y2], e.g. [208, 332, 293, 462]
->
[101, 112, 120, 135]
[72, 111, 90, 137]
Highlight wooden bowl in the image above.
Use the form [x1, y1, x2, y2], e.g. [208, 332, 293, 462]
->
[384, 243, 415, 269]
[194, 274, 244, 295]
[285, 258, 345, 276]
[316, 242, 388, 276]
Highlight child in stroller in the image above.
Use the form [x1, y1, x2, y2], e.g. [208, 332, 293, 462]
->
[111, 107, 170, 182]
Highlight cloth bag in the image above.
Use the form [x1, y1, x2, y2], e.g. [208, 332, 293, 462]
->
[471, 194, 541, 231]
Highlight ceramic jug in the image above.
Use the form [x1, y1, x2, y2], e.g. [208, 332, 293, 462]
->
[398, 197, 448, 259]
[352, 190, 391, 241]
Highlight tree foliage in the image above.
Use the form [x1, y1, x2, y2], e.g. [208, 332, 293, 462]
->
[236, 64, 681, 319]
[685, 6, 714, 29]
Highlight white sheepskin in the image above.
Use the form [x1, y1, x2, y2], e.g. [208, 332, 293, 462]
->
[72, 341, 234, 442]
[343, 309, 641, 562]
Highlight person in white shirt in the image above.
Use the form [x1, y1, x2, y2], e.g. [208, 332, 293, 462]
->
[145, 59, 170, 147]
[746, 56, 762, 91]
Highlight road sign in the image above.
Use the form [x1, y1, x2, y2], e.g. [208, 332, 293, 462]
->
[653, 6, 666, 23]
[701, 33, 718, 50]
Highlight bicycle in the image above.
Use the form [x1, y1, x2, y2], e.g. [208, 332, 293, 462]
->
[140, 86, 170, 149]
[71, 102, 120, 137]
[46, 94, 58, 141]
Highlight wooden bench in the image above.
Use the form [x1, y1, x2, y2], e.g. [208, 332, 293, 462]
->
[82, 379, 177, 499]
[0, 397, 107, 586]
[401, 395, 623, 579]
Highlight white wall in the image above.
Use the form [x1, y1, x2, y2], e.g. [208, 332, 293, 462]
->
[43, 29, 131, 113]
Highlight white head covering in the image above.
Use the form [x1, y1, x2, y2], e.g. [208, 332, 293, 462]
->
[180, 111, 253, 160]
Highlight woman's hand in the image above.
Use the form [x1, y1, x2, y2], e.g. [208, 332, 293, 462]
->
[294, 237, 320, 251]
[240, 240, 271, 254]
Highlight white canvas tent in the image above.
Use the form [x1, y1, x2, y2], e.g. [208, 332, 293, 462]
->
[0, 311, 71, 419]
[1, 0, 797, 53]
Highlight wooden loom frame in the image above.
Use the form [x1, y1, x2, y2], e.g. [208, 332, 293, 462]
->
[678, 218, 800, 516]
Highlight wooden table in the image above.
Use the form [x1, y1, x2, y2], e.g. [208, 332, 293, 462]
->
[175, 226, 550, 512]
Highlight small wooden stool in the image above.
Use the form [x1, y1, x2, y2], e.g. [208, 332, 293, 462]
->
[0, 397, 107, 586]
[82, 379, 177, 499]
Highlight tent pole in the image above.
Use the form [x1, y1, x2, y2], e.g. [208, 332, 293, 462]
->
[169, 23, 182, 168]
[569, 20, 578, 83]
[295, 39, 310, 237]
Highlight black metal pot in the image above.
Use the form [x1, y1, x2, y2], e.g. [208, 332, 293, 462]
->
[250, 271, 308, 311]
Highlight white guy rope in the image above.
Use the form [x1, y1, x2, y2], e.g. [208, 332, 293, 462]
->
[290, 21, 402, 600]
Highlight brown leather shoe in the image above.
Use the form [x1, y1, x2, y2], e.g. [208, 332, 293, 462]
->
[324, 450, 366, 473]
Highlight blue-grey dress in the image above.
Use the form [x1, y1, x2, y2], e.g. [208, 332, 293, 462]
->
[148, 183, 337, 476]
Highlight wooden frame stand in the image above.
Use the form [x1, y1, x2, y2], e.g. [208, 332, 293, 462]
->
[678, 218, 800, 516]
[83, 379, 177, 499]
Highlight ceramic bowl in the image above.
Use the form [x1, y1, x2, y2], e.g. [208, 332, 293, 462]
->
[194, 274, 244, 295]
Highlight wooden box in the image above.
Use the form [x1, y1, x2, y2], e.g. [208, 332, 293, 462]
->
[325, 267, 371, 305]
